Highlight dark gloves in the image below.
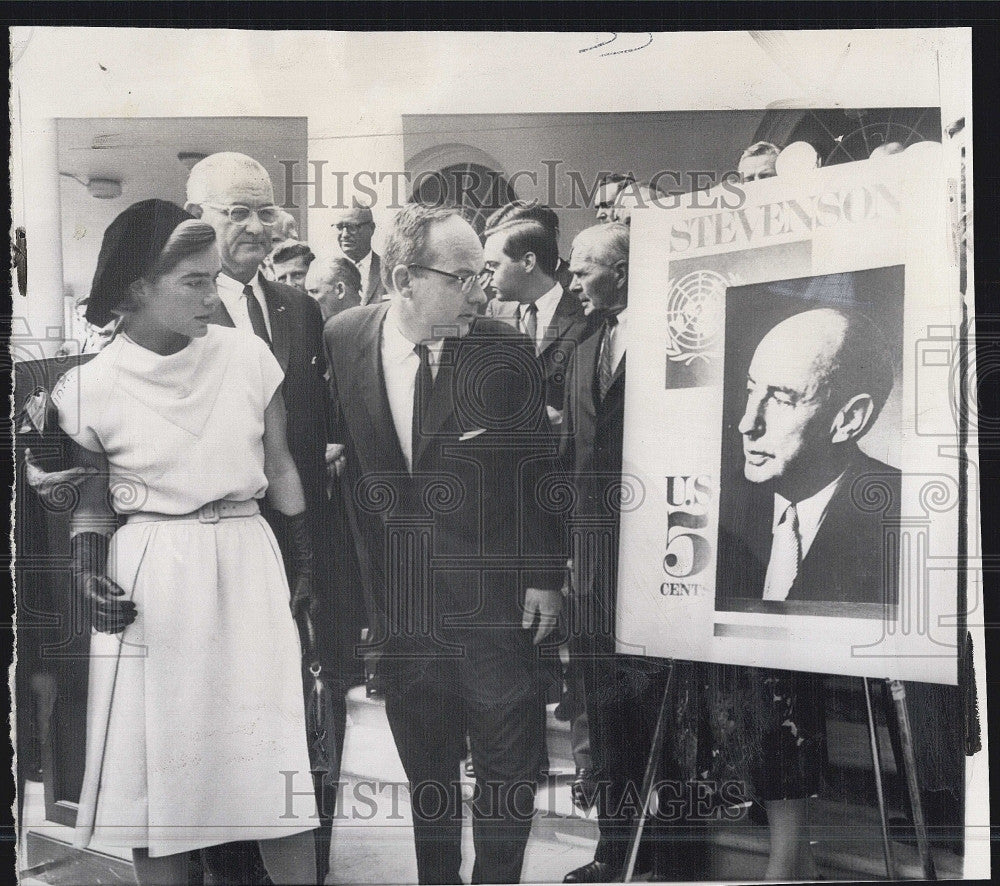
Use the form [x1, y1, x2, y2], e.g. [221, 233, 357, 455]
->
[284, 511, 319, 623]
[70, 532, 135, 634]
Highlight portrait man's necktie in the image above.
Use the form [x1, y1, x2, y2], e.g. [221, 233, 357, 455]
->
[518, 302, 538, 351]
[412, 343, 434, 461]
[244, 284, 271, 347]
[763, 502, 801, 601]
[597, 313, 619, 400]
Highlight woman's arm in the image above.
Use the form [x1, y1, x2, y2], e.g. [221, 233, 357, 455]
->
[64, 441, 136, 633]
[262, 388, 307, 516]
[262, 388, 317, 620]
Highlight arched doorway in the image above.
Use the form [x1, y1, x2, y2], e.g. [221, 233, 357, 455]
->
[411, 162, 519, 236]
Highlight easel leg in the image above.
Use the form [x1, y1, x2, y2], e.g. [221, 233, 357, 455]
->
[621, 662, 674, 883]
[887, 679, 938, 880]
[863, 677, 897, 879]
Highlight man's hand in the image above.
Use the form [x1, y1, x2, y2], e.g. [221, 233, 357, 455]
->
[25, 448, 98, 509]
[523, 587, 563, 644]
[325, 443, 347, 477]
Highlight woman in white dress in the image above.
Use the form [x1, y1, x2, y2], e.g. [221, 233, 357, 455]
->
[53, 200, 319, 885]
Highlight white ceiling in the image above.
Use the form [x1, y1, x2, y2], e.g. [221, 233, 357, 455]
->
[56, 116, 307, 301]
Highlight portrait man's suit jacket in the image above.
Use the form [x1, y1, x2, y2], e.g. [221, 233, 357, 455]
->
[485, 288, 598, 413]
[324, 303, 566, 671]
[360, 251, 388, 305]
[716, 450, 902, 605]
[560, 325, 627, 635]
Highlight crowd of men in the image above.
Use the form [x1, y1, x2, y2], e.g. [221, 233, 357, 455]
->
[34, 138, 969, 885]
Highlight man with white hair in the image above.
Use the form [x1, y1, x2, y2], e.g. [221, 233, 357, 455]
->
[270, 208, 299, 246]
[185, 151, 341, 885]
[306, 254, 363, 321]
[561, 223, 708, 883]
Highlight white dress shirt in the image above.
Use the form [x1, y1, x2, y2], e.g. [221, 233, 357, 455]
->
[381, 313, 444, 472]
[354, 251, 373, 290]
[527, 282, 564, 352]
[216, 272, 273, 339]
[763, 471, 845, 598]
[771, 471, 844, 560]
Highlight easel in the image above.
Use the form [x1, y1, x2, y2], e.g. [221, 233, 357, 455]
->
[620, 668, 940, 882]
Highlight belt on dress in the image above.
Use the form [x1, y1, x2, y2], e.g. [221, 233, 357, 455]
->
[125, 498, 260, 525]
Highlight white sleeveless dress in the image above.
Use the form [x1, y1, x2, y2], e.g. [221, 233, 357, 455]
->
[55, 325, 317, 858]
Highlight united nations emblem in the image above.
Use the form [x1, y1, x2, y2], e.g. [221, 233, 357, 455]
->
[664, 269, 727, 365]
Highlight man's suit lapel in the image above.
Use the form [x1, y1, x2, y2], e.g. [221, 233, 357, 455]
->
[260, 279, 291, 373]
[348, 303, 409, 476]
[573, 332, 600, 468]
[539, 290, 581, 356]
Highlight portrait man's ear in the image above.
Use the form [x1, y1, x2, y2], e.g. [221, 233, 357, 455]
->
[830, 393, 876, 444]
[184, 202, 204, 219]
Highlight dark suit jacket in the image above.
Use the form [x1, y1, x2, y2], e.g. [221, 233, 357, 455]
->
[485, 288, 598, 413]
[324, 303, 566, 674]
[560, 326, 627, 639]
[716, 451, 902, 605]
[360, 251, 387, 305]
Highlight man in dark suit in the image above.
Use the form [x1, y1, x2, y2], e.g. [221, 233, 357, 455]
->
[717, 307, 900, 606]
[324, 203, 566, 884]
[332, 203, 387, 304]
[185, 152, 345, 885]
[483, 217, 596, 420]
[561, 223, 706, 883]
[483, 200, 573, 291]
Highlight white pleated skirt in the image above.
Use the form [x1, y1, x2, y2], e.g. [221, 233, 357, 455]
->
[74, 513, 317, 858]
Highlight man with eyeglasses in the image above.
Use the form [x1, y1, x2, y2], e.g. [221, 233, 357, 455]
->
[331, 202, 387, 304]
[185, 152, 343, 886]
[323, 203, 566, 884]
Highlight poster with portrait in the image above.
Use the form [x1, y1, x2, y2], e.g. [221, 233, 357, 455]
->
[619, 149, 964, 683]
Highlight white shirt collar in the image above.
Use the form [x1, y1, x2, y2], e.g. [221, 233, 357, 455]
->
[529, 281, 564, 347]
[382, 310, 445, 368]
[772, 470, 844, 558]
[353, 250, 372, 279]
[216, 272, 271, 337]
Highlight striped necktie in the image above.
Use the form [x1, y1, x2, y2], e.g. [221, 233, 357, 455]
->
[763, 502, 801, 601]
[597, 313, 619, 400]
[518, 302, 538, 351]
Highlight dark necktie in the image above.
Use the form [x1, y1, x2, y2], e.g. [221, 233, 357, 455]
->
[518, 301, 538, 350]
[244, 284, 271, 347]
[412, 343, 434, 463]
[597, 313, 619, 400]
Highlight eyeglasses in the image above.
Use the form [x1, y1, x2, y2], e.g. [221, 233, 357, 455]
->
[202, 202, 280, 225]
[334, 222, 374, 234]
[407, 264, 491, 293]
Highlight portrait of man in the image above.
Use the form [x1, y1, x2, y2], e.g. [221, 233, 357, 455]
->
[715, 268, 903, 613]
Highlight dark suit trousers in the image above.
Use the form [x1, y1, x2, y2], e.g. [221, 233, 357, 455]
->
[383, 647, 541, 885]
[577, 630, 707, 877]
